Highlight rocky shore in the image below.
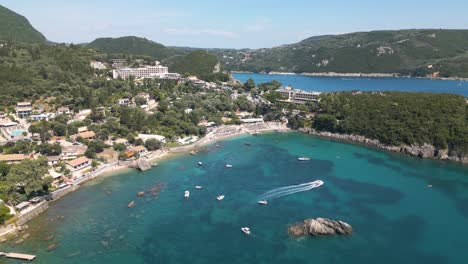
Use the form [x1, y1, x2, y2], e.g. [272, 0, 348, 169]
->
[299, 128, 467, 164]
[288, 218, 353, 237]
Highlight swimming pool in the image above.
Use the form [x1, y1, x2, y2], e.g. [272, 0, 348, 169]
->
[9, 129, 27, 137]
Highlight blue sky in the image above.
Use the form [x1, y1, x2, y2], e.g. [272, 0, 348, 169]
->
[1, 0, 467, 48]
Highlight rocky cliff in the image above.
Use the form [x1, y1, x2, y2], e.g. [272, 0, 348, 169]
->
[299, 129, 467, 164]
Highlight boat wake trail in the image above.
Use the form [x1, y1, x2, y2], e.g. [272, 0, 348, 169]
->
[258, 180, 323, 200]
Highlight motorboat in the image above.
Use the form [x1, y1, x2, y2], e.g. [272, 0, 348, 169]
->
[184, 191, 190, 198]
[216, 195, 225, 201]
[298, 157, 311, 161]
[241, 227, 251, 235]
[226, 164, 233, 168]
[258, 200, 268, 205]
[198, 162, 203, 166]
[195, 186, 203, 189]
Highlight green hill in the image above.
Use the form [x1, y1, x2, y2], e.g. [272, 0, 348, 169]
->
[168, 50, 219, 76]
[0, 5, 46, 44]
[218, 29, 468, 78]
[88, 37, 221, 78]
[87, 36, 177, 61]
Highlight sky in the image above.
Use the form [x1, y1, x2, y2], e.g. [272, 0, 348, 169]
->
[1, 0, 468, 49]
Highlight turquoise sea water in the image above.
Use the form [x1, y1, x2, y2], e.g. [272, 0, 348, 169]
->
[233, 73, 468, 96]
[4, 132, 468, 263]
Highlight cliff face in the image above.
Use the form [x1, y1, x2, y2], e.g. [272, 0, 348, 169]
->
[300, 129, 468, 164]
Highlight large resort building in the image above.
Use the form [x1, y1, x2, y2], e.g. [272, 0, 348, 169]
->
[112, 61, 181, 80]
[277, 86, 321, 104]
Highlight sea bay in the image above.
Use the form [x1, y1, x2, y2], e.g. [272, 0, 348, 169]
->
[4, 132, 468, 263]
[233, 73, 468, 96]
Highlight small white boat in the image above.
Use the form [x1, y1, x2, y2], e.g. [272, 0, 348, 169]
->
[241, 227, 251, 235]
[195, 186, 203, 189]
[298, 157, 311, 161]
[427, 184, 433, 188]
[226, 164, 233, 168]
[258, 200, 268, 205]
[184, 191, 190, 198]
[216, 195, 225, 201]
[198, 162, 203, 166]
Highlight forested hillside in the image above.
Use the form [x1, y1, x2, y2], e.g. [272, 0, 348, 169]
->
[313, 92, 468, 157]
[0, 5, 46, 44]
[88, 36, 177, 61]
[218, 29, 468, 78]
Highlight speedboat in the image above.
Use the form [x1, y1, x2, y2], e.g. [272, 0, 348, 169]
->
[184, 191, 190, 198]
[298, 157, 311, 161]
[195, 186, 203, 189]
[216, 195, 225, 201]
[226, 164, 233, 168]
[258, 200, 268, 205]
[198, 162, 203, 166]
[241, 227, 251, 235]
[313, 180, 324, 187]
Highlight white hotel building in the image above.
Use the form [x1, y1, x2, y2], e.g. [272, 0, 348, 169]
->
[277, 86, 321, 104]
[113, 62, 181, 80]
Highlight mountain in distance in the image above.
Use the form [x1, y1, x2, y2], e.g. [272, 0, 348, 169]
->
[88, 36, 220, 76]
[0, 5, 47, 44]
[87, 36, 184, 61]
[215, 29, 468, 78]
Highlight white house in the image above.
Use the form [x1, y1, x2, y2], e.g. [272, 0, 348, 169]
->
[138, 134, 166, 143]
[117, 98, 131, 106]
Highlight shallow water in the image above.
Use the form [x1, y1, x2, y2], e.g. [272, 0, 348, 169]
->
[5, 132, 468, 263]
[233, 73, 468, 96]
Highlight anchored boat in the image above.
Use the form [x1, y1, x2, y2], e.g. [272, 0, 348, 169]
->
[184, 191, 190, 198]
[216, 195, 225, 201]
[241, 227, 251, 235]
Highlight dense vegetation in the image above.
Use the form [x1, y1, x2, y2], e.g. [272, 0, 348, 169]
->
[0, 158, 52, 206]
[313, 92, 468, 157]
[88, 36, 177, 61]
[216, 29, 468, 78]
[168, 50, 219, 77]
[0, 5, 46, 44]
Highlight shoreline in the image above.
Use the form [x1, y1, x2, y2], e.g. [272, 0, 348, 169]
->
[299, 128, 467, 165]
[232, 71, 468, 81]
[0, 122, 288, 241]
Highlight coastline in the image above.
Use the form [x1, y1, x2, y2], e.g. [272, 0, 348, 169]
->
[232, 71, 468, 81]
[0, 122, 288, 242]
[299, 128, 467, 164]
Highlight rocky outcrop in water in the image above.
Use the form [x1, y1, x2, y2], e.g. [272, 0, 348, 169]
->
[130, 158, 152, 171]
[299, 129, 467, 164]
[288, 218, 353, 237]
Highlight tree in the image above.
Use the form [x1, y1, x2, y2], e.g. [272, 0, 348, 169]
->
[37, 142, 62, 156]
[0, 203, 12, 224]
[5, 157, 51, 202]
[134, 96, 147, 106]
[244, 78, 256, 91]
[113, 143, 127, 152]
[145, 139, 162, 151]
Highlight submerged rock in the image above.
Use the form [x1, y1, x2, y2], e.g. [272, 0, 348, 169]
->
[288, 218, 352, 237]
[47, 243, 60, 251]
[137, 191, 145, 197]
[44, 235, 55, 241]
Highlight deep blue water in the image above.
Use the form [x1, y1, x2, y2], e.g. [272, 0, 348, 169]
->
[233, 73, 468, 97]
[5, 133, 468, 263]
